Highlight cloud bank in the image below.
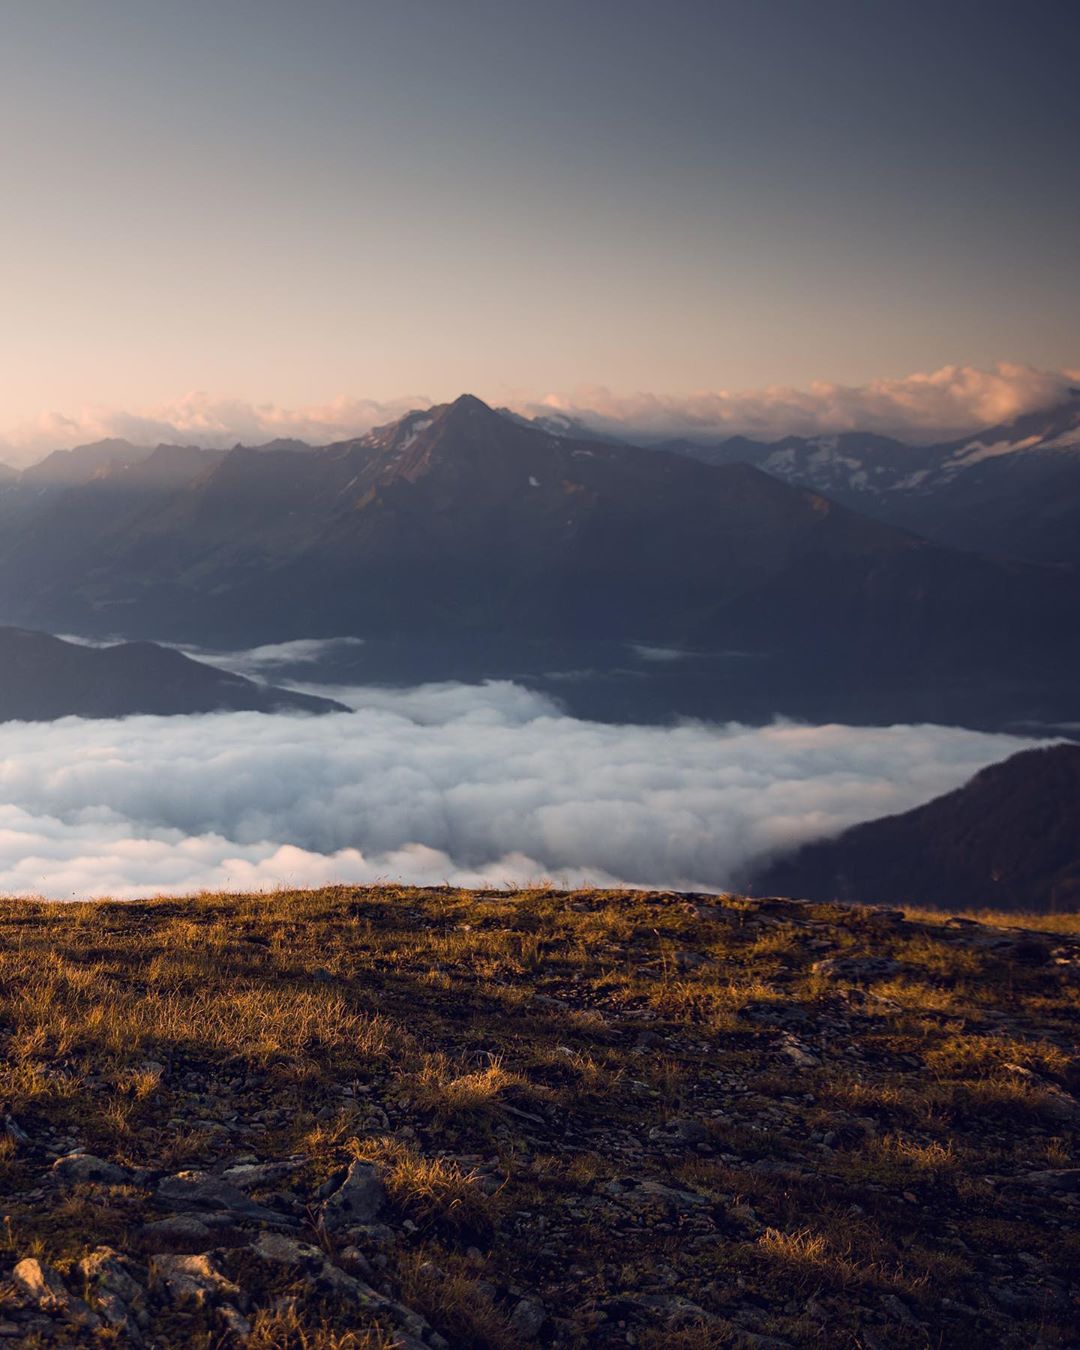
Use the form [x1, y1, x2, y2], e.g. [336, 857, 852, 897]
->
[0, 680, 1044, 900]
[0, 393, 430, 465]
[2, 362, 1077, 464]
[525, 362, 1080, 445]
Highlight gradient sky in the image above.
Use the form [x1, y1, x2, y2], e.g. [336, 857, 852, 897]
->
[1, 0, 1077, 428]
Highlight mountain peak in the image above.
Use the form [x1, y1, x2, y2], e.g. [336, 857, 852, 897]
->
[439, 393, 498, 426]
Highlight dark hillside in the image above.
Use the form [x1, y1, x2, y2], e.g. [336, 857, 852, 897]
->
[749, 744, 1080, 911]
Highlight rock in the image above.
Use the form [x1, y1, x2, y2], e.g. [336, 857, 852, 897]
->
[51, 1152, 127, 1186]
[338, 1244, 375, 1279]
[779, 1037, 820, 1069]
[3, 1115, 28, 1147]
[1002, 1066, 1080, 1121]
[812, 955, 900, 983]
[151, 1252, 241, 1308]
[138, 1213, 239, 1250]
[220, 1158, 303, 1189]
[249, 1233, 328, 1274]
[249, 1233, 431, 1347]
[666, 1118, 710, 1145]
[320, 1158, 386, 1230]
[632, 1180, 710, 1209]
[881, 1292, 919, 1326]
[219, 1304, 252, 1337]
[78, 1247, 147, 1341]
[1016, 1168, 1080, 1192]
[11, 1258, 101, 1329]
[157, 1170, 294, 1226]
[509, 1295, 547, 1340]
[674, 949, 709, 972]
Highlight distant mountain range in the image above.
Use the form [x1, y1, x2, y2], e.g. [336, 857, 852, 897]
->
[0, 394, 1077, 728]
[661, 392, 1080, 566]
[747, 743, 1080, 913]
[0, 628, 343, 721]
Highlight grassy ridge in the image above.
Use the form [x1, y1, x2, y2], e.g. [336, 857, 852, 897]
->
[0, 886, 1076, 1347]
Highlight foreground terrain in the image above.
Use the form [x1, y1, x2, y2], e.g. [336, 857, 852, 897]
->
[0, 887, 1076, 1347]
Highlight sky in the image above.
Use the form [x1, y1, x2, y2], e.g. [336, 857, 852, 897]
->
[1, 0, 1077, 449]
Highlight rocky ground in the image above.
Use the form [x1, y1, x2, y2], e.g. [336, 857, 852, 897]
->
[0, 886, 1076, 1347]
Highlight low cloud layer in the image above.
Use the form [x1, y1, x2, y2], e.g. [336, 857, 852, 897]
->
[0, 393, 430, 465]
[2, 361, 1077, 464]
[0, 680, 1044, 900]
[525, 362, 1080, 444]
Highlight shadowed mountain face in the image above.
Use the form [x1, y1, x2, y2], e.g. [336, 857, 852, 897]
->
[0, 628, 343, 721]
[20, 438, 156, 486]
[0, 395, 1077, 727]
[748, 743, 1080, 913]
[665, 394, 1080, 566]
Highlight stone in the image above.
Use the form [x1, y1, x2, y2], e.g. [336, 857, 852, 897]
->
[248, 1233, 431, 1348]
[812, 955, 901, 983]
[78, 1247, 146, 1342]
[666, 1118, 710, 1145]
[11, 1258, 101, 1329]
[779, 1038, 820, 1069]
[1017, 1168, 1080, 1192]
[509, 1295, 547, 1340]
[157, 1170, 293, 1226]
[632, 1180, 710, 1209]
[220, 1158, 303, 1189]
[138, 1213, 239, 1250]
[151, 1252, 241, 1309]
[320, 1158, 386, 1230]
[3, 1115, 28, 1147]
[51, 1152, 127, 1186]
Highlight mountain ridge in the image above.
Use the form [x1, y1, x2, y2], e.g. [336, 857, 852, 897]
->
[747, 743, 1080, 912]
[0, 627, 344, 721]
[0, 395, 1076, 728]
[662, 394, 1080, 564]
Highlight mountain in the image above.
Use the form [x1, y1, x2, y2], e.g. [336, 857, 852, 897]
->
[747, 743, 1080, 912]
[0, 628, 344, 721]
[20, 438, 155, 486]
[663, 393, 1080, 565]
[0, 395, 1076, 727]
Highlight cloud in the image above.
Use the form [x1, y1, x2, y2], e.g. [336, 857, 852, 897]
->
[2, 361, 1077, 465]
[0, 679, 1045, 900]
[175, 637, 367, 678]
[519, 361, 1080, 444]
[0, 392, 431, 465]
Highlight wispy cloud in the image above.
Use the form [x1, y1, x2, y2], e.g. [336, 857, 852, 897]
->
[0, 679, 1042, 899]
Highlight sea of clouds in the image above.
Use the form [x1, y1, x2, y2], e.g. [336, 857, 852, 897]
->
[0, 670, 1045, 900]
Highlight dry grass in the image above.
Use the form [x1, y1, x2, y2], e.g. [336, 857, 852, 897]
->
[0, 885, 1074, 1347]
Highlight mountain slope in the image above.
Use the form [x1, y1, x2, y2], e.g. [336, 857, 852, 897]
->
[0, 628, 343, 721]
[664, 394, 1080, 564]
[0, 396, 1076, 726]
[20, 438, 155, 486]
[748, 743, 1080, 912]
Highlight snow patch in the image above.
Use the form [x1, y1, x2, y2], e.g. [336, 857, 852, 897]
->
[946, 434, 1042, 469]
